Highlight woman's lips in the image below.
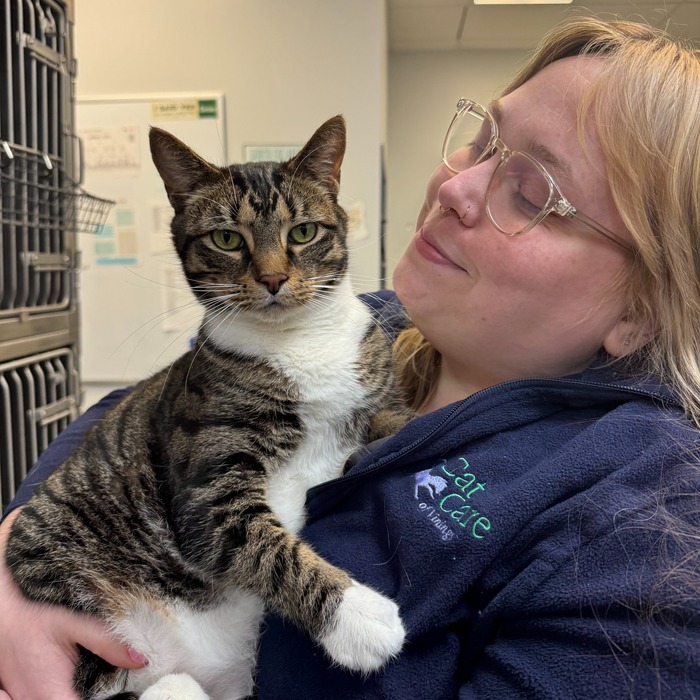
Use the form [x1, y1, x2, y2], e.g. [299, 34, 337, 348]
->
[414, 228, 466, 272]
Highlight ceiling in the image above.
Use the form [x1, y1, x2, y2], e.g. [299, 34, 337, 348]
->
[388, 0, 700, 51]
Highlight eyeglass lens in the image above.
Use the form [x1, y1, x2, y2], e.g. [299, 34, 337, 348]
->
[488, 155, 553, 235]
[443, 105, 493, 171]
[445, 107, 555, 236]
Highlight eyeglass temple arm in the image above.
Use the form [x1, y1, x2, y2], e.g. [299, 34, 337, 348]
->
[555, 201, 633, 253]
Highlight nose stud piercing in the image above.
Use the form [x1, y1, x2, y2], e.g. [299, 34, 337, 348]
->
[460, 204, 472, 221]
[439, 204, 472, 220]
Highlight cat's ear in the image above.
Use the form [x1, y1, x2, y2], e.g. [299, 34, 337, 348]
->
[288, 115, 346, 193]
[149, 127, 219, 212]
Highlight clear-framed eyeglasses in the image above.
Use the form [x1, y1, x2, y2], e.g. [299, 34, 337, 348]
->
[441, 98, 633, 253]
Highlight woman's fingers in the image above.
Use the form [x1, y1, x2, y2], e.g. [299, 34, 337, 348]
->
[70, 613, 148, 670]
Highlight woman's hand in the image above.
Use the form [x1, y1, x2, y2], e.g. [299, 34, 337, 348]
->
[0, 509, 146, 700]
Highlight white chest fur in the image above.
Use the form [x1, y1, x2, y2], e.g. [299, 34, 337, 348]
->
[203, 280, 373, 532]
[265, 370, 366, 532]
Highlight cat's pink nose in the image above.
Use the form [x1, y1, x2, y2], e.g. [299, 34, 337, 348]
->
[258, 273, 289, 295]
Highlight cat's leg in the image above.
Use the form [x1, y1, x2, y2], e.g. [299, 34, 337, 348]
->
[244, 525, 405, 673]
[173, 454, 405, 674]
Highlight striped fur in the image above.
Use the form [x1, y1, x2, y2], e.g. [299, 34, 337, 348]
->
[6, 117, 412, 699]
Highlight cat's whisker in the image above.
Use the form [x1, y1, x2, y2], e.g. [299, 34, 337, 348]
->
[199, 210, 236, 231]
[347, 239, 378, 257]
[189, 280, 246, 288]
[111, 264, 195, 293]
[222, 169, 240, 210]
[175, 313, 232, 397]
[190, 288, 243, 298]
[123, 310, 204, 375]
[306, 273, 339, 282]
[348, 271, 395, 289]
[307, 289, 403, 338]
[149, 318, 204, 375]
[198, 297, 244, 322]
[204, 300, 242, 332]
[108, 298, 204, 367]
[198, 301, 234, 315]
[310, 279, 337, 287]
[308, 277, 337, 286]
[168, 190, 232, 211]
[182, 303, 244, 390]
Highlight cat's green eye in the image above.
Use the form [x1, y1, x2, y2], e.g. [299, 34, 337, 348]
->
[289, 223, 318, 244]
[211, 230, 244, 251]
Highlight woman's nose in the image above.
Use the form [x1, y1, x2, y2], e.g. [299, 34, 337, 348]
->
[437, 159, 495, 226]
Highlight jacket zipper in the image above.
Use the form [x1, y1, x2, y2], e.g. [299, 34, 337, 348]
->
[312, 375, 680, 491]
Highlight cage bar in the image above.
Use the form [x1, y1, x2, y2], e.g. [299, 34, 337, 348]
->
[0, 347, 78, 511]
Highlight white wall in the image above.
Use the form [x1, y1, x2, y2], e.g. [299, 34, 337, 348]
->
[385, 48, 528, 283]
[75, 0, 387, 292]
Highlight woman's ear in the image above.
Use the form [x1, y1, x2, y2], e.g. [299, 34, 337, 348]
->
[603, 315, 656, 357]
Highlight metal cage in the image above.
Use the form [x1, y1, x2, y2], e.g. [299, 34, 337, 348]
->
[0, 0, 109, 512]
[0, 347, 78, 511]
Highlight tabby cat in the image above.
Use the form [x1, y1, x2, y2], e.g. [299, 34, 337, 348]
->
[6, 116, 412, 699]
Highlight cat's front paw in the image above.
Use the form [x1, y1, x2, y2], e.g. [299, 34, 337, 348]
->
[319, 579, 405, 673]
[139, 673, 210, 700]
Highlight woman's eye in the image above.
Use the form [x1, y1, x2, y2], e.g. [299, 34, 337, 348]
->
[514, 191, 540, 216]
[289, 223, 318, 244]
[211, 230, 243, 251]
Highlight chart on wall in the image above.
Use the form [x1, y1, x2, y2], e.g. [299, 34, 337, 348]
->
[76, 94, 227, 383]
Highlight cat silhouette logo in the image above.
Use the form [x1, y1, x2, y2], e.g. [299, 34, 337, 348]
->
[414, 469, 448, 499]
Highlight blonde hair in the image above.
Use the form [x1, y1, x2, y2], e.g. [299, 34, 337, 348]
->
[396, 17, 700, 427]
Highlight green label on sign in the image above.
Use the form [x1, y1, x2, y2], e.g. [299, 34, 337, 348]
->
[198, 99, 217, 119]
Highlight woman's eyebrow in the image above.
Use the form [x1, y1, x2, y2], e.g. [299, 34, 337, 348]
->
[489, 99, 574, 186]
[528, 142, 574, 186]
[488, 99, 505, 125]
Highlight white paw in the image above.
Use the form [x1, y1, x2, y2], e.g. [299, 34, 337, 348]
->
[319, 579, 405, 673]
[139, 673, 210, 700]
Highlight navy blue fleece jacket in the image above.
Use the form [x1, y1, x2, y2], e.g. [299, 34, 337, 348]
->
[5, 291, 700, 698]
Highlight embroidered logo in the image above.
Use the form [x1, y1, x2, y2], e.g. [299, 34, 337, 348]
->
[413, 457, 491, 542]
[414, 470, 448, 499]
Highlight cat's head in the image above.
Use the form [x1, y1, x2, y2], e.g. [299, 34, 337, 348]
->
[149, 116, 349, 321]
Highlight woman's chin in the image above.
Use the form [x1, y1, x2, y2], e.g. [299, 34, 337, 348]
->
[392, 244, 433, 311]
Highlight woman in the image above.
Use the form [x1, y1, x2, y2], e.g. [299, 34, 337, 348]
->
[1, 16, 699, 699]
